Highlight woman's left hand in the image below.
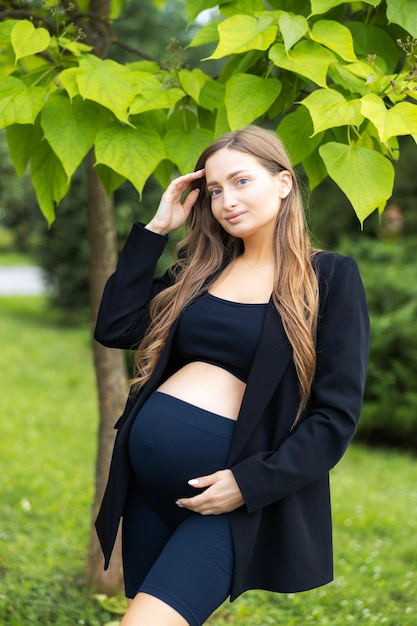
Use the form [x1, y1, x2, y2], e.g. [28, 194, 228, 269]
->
[176, 469, 245, 515]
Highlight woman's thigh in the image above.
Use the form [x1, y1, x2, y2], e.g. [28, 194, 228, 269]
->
[139, 512, 234, 626]
[122, 478, 173, 598]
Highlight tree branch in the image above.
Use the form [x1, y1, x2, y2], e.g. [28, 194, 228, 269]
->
[0, 9, 52, 29]
[111, 36, 159, 63]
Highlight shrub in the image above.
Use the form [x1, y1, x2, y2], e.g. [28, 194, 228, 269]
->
[337, 236, 417, 449]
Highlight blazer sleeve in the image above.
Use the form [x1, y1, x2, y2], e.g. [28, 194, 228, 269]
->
[231, 255, 370, 513]
[94, 222, 172, 350]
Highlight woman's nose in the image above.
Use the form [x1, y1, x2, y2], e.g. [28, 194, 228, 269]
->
[222, 188, 237, 208]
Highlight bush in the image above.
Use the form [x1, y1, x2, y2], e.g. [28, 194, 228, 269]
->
[337, 236, 417, 449]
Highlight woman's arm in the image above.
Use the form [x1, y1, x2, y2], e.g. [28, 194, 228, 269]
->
[232, 255, 369, 513]
[94, 170, 205, 351]
[94, 223, 171, 350]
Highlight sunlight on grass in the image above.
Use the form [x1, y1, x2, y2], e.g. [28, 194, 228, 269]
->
[0, 296, 416, 625]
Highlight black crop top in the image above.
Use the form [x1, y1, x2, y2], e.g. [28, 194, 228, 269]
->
[173, 292, 268, 383]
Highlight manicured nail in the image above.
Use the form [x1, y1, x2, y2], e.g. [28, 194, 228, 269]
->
[188, 479, 199, 486]
[175, 501, 184, 508]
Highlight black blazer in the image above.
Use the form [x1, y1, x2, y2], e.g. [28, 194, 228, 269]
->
[94, 223, 370, 601]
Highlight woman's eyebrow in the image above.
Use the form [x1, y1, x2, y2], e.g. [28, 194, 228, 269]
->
[206, 169, 251, 187]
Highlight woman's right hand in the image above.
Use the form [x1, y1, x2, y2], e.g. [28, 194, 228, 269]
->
[146, 169, 205, 236]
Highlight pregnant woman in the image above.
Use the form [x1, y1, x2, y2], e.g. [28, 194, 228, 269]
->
[94, 125, 370, 626]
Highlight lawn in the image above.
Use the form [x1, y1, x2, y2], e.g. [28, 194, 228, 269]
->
[0, 228, 34, 266]
[0, 296, 416, 625]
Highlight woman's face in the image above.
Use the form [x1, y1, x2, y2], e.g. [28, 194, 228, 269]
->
[204, 148, 292, 241]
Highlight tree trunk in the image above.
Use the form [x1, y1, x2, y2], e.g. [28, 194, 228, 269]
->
[84, 150, 126, 593]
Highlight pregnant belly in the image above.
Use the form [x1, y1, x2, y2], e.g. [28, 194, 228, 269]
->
[157, 362, 246, 420]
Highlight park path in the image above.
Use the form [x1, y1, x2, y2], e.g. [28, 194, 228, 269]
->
[0, 266, 46, 295]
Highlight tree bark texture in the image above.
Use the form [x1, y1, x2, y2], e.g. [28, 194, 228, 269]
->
[84, 150, 126, 593]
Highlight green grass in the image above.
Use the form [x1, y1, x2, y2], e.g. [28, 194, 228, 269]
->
[0, 229, 35, 265]
[1, 296, 416, 625]
[0, 297, 110, 625]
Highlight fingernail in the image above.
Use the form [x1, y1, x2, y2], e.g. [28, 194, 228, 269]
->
[188, 479, 199, 486]
[175, 501, 184, 508]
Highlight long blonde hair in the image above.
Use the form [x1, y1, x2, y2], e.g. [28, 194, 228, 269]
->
[131, 125, 319, 424]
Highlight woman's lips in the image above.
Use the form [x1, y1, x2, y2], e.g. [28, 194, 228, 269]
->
[225, 211, 246, 223]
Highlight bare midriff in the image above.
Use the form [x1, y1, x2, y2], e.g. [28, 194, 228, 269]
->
[157, 362, 245, 421]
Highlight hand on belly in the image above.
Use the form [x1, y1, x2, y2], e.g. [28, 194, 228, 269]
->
[175, 469, 245, 514]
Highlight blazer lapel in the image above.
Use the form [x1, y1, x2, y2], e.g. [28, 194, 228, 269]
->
[228, 301, 292, 464]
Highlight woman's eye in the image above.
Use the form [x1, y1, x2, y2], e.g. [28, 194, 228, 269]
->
[210, 188, 222, 197]
[237, 178, 249, 186]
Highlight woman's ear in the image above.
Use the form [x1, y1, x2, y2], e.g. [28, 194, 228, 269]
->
[278, 170, 293, 199]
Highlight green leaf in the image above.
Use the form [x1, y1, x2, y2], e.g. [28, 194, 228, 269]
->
[214, 103, 231, 136]
[329, 57, 384, 95]
[0, 20, 18, 75]
[199, 79, 225, 111]
[129, 73, 184, 116]
[127, 61, 160, 74]
[166, 108, 198, 132]
[346, 22, 400, 73]
[278, 12, 309, 51]
[206, 15, 277, 59]
[59, 68, 81, 99]
[386, 0, 417, 39]
[301, 89, 363, 135]
[153, 159, 175, 190]
[11, 21, 50, 62]
[318, 142, 394, 223]
[310, 20, 357, 62]
[41, 94, 109, 180]
[0, 76, 45, 128]
[57, 36, 92, 56]
[76, 0, 89, 10]
[0, 19, 19, 45]
[219, 49, 265, 82]
[6, 122, 43, 176]
[31, 140, 70, 224]
[179, 68, 207, 103]
[94, 593, 127, 615]
[269, 40, 335, 88]
[310, 0, 380, 15]
[185, 0, 221, 23]
[277, 106, 324, 165]
[220, 0, 265, 15]
[302, 148, 328, 190]
[164, 128, 213, 174]
[188, 21, 220, 48]
[77, 56, 137, 124]
[132, 109, 167, 136]
[178, 68, 224, 111]
[225, 73, 281, 130]
[94, 164, 126, 195]
[310, 0, 346, 13]
[95, 125, 165, 196]
[360, 94, 417, 142]
[328, 62, 370, 96]
[110, 0, 124, 19]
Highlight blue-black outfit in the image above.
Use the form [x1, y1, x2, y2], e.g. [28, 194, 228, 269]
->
[123, 293, 267, 625]
[94, 223, 370, 626]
